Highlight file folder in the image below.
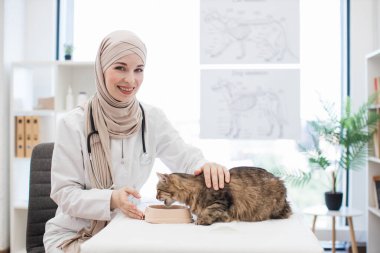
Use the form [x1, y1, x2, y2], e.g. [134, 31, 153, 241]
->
[24, 116, 33, 157]
[15, 116, 25, 157]
[31, 116, 40, 148]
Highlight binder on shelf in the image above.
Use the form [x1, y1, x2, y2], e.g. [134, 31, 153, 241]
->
[31, 116, 40, 148]
[374, 77, 380, 157]
[375, 77, 379, 105]
[15, 116, 25, 158]
[377, 107, 380, 158]
[373, 175, 380, 209]
[24, 116, 33, 157]
[373, 131, 380, 158]
[375, 77, 380, 105]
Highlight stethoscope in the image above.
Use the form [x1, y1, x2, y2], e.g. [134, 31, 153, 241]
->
[87, 102, 151, 166]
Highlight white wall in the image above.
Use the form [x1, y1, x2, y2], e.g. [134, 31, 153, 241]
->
[24, 0, 56, 61]
[1, 0, 25, 249]
[0, 0, 55, 250]
[0, 0, 7, 250]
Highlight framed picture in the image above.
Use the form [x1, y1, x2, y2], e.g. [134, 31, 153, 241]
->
[374, 176, 380, 209]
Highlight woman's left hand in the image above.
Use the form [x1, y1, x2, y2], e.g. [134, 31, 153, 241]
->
[194, 162, 230, 190]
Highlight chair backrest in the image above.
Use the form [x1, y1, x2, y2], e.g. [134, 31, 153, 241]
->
[26, 142, 57, 253]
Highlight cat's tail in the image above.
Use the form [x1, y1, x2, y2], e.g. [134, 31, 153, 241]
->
[271, 200, 292, 219]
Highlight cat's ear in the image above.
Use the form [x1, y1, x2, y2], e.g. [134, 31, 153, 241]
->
[156, 172, 169, 183]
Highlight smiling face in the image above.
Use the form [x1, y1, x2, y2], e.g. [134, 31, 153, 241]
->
[104, 53, 145, 102]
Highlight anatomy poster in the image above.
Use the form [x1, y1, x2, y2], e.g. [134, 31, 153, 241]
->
[200, 69, 300, 139]
[200, 0, 300, 64]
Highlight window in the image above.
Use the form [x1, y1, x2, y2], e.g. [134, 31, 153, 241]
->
[65, 0, 344, 228]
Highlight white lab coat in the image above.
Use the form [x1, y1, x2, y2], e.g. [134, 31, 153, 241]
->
[43, 103, 206, 252]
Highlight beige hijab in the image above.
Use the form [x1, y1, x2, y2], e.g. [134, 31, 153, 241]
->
[59, 30, 147, 252]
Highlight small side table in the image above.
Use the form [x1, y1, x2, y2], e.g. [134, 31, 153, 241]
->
[303, 205, 362, 253]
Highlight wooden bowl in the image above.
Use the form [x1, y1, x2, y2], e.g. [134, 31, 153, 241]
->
[144, 205, 192, 224]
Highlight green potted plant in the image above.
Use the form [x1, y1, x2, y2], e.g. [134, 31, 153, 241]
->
[290, 95, 380, 210]
[64, 43, 73, 60]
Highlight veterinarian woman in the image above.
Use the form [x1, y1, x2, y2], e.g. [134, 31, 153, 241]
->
[43, 30, 230, 253]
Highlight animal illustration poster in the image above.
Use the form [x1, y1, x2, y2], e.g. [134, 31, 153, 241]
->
[200, 0, 300, 64]
[200, 69, 300, 139]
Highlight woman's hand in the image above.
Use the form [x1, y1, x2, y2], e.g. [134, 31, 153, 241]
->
[194, 162, 230, 190]
[111, 186, 144, 220]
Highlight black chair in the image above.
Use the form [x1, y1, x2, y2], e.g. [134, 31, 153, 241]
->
[26, 143, 57, 253]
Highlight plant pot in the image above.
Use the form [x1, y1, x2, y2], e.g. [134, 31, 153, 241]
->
[64, 54, 72, 60]
[325, 191, 343, 211]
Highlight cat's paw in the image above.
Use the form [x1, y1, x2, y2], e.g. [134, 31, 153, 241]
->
[195, 218, 212, 226]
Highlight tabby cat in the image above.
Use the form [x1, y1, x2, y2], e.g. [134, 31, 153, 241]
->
[156, 166, 291, 225]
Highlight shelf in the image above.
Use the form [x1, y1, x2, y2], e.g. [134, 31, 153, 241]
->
[13, 157, 31, 161]
[56, 61, 93, 66]
[14, 249, 26, 253]
[14, 110, 55, 117]
[13, 60, 93, 67]
[14, 200, 28, 210]
[10, 60, 96, 252]
[366, 49, 380, 60]
[369, 156, 380, 163]
[369, 206, 380, 218]
[367, 48, 380, 253]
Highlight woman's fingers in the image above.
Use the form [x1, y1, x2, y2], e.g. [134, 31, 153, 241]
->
[112, 186, 144, 219]
[211, 165, 219, 190]
[202, 164, 212, 188]
[194, 168, 202, 176]
[125, 206, 144, 220]
[224, 166, 231, 183]
[124, 207, 144, 220]
[197, 163, 230, 190]
[217, 166, 225, 189]
[123, 187, 141, 199]
[121, 201, 144, 219]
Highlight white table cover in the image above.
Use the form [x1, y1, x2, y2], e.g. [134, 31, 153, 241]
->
[81, 212, 323, 253]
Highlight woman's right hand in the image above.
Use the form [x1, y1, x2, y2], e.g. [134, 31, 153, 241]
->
[111, 186, 144, 220]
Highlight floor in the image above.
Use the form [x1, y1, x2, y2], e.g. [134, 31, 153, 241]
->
[324, 249, 349, 253]
[321, 241, 366, 253]
[323, 244, 349, 253]
[324, 249, 366, 253]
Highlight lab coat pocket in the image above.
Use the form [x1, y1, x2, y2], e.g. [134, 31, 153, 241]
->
[136, 152, 154, 186]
